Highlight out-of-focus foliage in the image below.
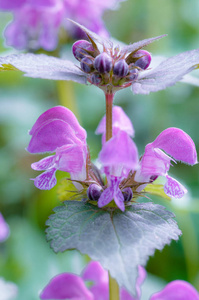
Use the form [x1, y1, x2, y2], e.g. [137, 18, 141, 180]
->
[0, 1, 199, 299]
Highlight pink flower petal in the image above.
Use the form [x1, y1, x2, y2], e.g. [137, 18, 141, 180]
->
[40, 273, 94, 300]
[164, 175, 187, 198]
[96, 106, 134, 137]
[29, 106, 86, 141]
[33, 167, 57, 190]
[31, 155, 55, 171]
[27, 119, 79, 153]
[0, 213, 10, 242]
[98, 187, 114, 208]
[98, 131, 139, 176]
[150, 280, 199, 300]
[152, 128, 197, 165]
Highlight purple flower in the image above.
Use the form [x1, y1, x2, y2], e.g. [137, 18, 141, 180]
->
[40, 261, 199, 300]
[40, 261, 145, 300]
[1, 20, 199, 94]
[0, 0, 125, 50]
[27, 105, 197, 210]
[134, 127, 198, 198]
[0, 213, 10, 242]
[27, 106, 87, 190]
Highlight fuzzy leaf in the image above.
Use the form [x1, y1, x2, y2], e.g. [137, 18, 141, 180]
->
[132, 49, 199, 94]
[0, 53, 87, 84]
[46, 201, 181, 296]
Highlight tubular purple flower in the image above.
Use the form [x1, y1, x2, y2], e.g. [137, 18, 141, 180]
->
[0, 0, 126, 50]
[27, 106, 87, 190]
[96, 106, 135, 144]
[40, 261, 145, 300]
[97, 130, 139, 211]
[135, 127, 197, 198]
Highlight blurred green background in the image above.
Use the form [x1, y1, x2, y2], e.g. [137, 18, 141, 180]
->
[0, 0, 199, 299]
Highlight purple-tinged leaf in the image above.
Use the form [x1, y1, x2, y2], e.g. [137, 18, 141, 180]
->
[46, 201, 181, 297]
[121, 35, 167, 55]
[0, 54, 87, 84]
[132, 48, 199, 94]
[40, 273, 94, 300]
[152, 127, 198, 165]
[150, 280, 199, 300]
[164, 176, 187, 199]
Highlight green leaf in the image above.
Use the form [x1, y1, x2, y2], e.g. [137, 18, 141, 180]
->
[0, 63, 20, 72]
[46, 201, 181, 296]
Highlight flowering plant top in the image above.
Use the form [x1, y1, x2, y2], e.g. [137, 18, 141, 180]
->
[1, 21, 199, 94]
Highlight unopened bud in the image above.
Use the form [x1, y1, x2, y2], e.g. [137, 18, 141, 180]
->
[80, 57, 94, 73]
[134, 50, 151, 70]
[113, 59, 129, 77]
[128, 68, 138, 81]
[91, 73, 102, 85]
[122, 187, 133, 202]
[87, 184, 103, 201]
[94, 52, 112, 74]
[72, 40, 94, 61]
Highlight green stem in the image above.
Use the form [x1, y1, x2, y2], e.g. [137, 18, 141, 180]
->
[105, 92, 114, 141]
[109, 272, 120, 300]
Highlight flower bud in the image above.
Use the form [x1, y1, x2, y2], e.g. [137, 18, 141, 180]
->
[134, 50, 151, 70]
[122, 187, 133, 202]
[128, 68, 138, 81]
[113, 59, 129, 77]
[87, 184, 103, 201]
[90, 73, 102, 85]
[80, 57, 94, 73]
[94, 52, 112, 74]
[72, 40, 94, 61]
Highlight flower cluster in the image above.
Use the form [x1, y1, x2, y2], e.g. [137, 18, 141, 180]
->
[0, 0, 125, 50]
[40, 261, 199, 300]
[27, 105, 197, 211]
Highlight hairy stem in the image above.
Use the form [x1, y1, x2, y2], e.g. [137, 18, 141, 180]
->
[109, 272, 120, 300]
[105, 92, 114, 141]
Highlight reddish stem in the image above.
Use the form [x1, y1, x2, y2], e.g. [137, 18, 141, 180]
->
[105, 92, 114, 142]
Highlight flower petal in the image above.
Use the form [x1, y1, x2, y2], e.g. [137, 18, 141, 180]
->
[0, 54, 87, 84]
[0, 213, 10, 242]
[152, 127, 197, 165]
[132, 49, 199, 94]
[164, 175, 187, 199]
[98, 187, 114, 208]
[40, 273, 94, 300]
[31, 155, 55, 171]
[98, 131, 139, 176]
[29, 106, 86, 142]
[82, 262, 109, 300]
[150, 280, 199, 300]
[27, 119, 79, 154]
[0, 0, 25, 9]
[32, 167, 57, 190]
[96, 106, 134, 137]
